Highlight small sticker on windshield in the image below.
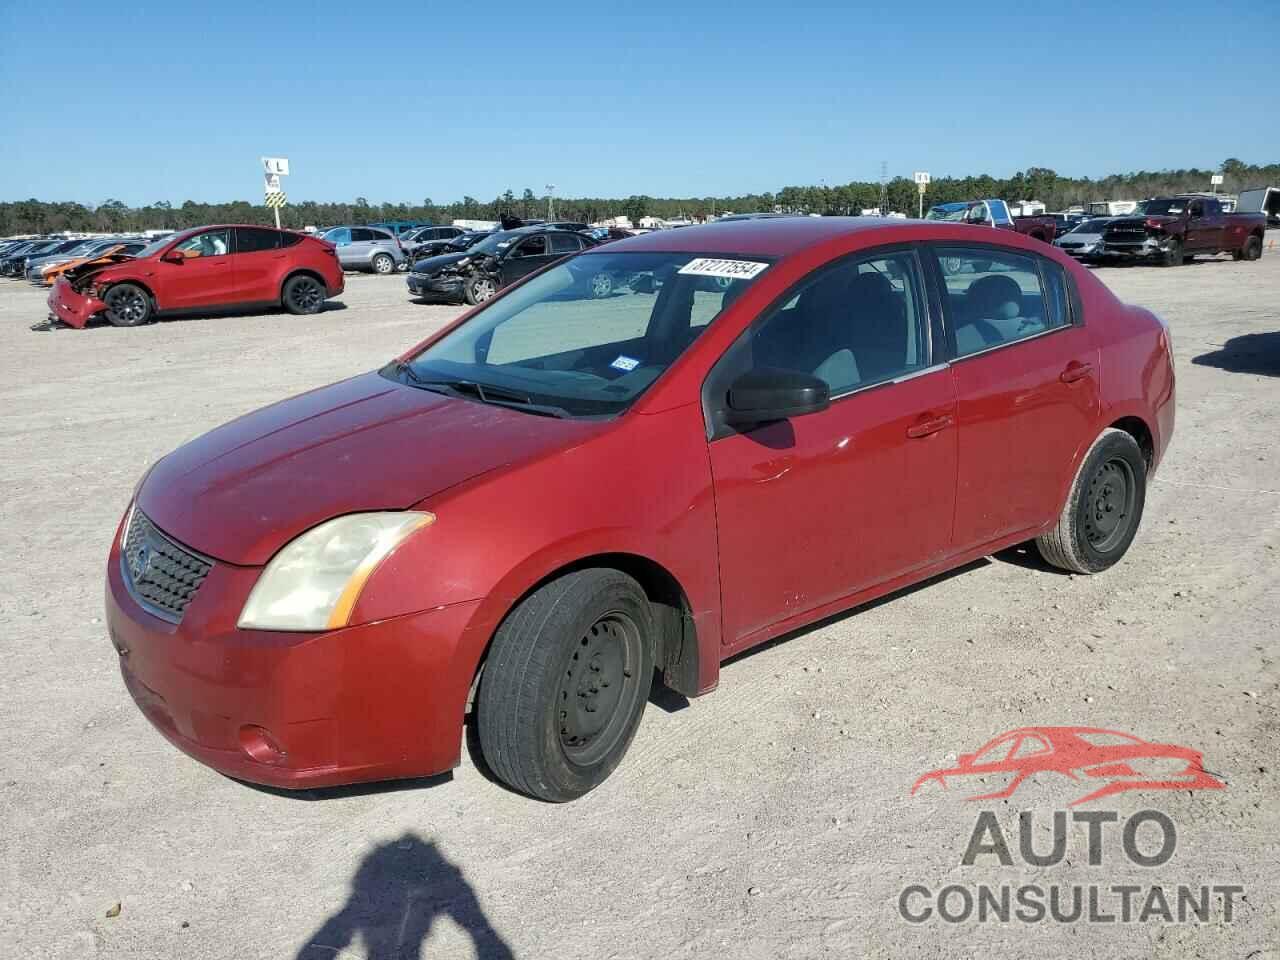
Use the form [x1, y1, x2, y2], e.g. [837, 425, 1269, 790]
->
[677, 258, 769, 280]
[610, 355, 641, 372]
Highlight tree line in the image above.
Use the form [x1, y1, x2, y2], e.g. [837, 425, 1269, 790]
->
[3, 159, 1275, 235]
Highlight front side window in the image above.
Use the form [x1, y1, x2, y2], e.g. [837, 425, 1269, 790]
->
[735, 250, 929, 396]
[175, 229, 230, 259]
[513, 235, 548, 258]
[548, 233, 581, 255]
[392, 252, 769, 417]
[935, 247, 1063, 357]
[323, 227, 351, 245]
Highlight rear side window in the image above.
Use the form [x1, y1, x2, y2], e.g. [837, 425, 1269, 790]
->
[369, 228, 394, 243]
[236, 227, 281, 253]
[935, 247, 1065, 358]
[279, 232, 302, 248]
[350, 228, 374, 242]
[1040, 258, 1073, 329]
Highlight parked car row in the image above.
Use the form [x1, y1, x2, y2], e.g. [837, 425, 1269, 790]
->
[1053, 195, 1266, 266]
[1, 235, 158, 284]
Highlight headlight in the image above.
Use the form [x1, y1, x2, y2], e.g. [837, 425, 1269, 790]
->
[454, 257, 470, 268]
[238, 512, 434, 631]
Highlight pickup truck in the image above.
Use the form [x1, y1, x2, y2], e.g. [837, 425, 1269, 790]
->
[924, 199, 1058, 243]
[1100, 195, 1266, 266]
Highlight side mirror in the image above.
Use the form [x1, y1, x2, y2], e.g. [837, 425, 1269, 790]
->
[161, 249, 185, 264]
[725, 368, 829, 428]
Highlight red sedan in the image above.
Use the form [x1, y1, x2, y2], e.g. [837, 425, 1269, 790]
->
[106, 218, 1174, 801]
[48, 225, 344, 328]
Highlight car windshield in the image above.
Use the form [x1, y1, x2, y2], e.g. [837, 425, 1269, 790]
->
[1070, 219, 1110, 233]
[391, 251, 770, 417]
[1144, 199, 1188, 216]
[134, 233, 186, 258]
[468, 230, 523, 255]
[448, 233, 483, 250]
[925, 203, 971, 222]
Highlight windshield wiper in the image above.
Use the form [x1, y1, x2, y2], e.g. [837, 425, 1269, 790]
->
[393, 367, 571, 419]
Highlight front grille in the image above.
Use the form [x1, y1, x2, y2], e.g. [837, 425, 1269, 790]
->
[1105, 224, 1147, 240]
[121, 509, 213, 622]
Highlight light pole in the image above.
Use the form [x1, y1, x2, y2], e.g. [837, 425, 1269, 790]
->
[546, 184, 555, 221]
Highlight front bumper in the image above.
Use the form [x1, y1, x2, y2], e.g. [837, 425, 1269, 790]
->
[105, 517, 482, 789]
[1102, 237, 1165, 259]
[47, 279, 104, 328]
[406, 273, 464, 299]
[1055, 242, 1103, 259]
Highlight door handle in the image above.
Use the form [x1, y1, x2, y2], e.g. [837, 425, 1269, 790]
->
[1060, 361, 1094, 384]
[906, 413, 954, 439]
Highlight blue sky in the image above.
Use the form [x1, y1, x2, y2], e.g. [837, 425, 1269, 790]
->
[2, 0, 1275, 206]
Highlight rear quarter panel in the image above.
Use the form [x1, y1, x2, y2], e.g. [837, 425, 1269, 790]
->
[1077, 267, 1175, 472]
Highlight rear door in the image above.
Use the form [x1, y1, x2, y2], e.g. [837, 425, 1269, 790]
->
[233, 227, 284, 302]
[348, 228, 376, 266]
[155, 228, 238, 309]
[929, 245, 1099, 550]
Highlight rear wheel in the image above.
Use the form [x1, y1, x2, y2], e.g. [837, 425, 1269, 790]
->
[1240, 235, 1263, 261]
[371, 253, 394, 275]
[282, 275, 325, 315]
[1036, 428, 1147, 574]
[476, 569, 655, 801]
[102, 283, 153, 327]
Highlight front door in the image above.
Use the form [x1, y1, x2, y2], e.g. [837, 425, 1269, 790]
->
[930, 245, 1100, 550]
[500, 234, 556, 285]
[708, 248, 958, 647]
[155, 229, 238, 310]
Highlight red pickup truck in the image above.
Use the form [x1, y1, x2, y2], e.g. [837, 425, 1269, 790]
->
[1099, 196, 1266, 266]
[924, 199, 1058, 243]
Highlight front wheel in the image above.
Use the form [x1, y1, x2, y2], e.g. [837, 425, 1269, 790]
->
[371, 253, 395, 274]
[1160, 238, 1182, 267]
[1035, 428, 1147, 574]
[464, 275, 497, 305]
[477, 569, 655, 801]
[103, 283, 153, 327]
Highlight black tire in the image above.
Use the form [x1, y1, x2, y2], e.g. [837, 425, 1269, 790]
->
[282, 274, 325, 315]
[464, 275, 497, 306]
[1160, 238, 1182, 267]
[476, 569, 655, 802]
[1240, 235, 1263, 261]
[102, 283, 153, 327]
[1035, 428, 1147, 574]
[371, 253, 395, 275]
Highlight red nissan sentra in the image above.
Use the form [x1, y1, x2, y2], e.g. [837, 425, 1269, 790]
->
[106, 218, 1174, 801]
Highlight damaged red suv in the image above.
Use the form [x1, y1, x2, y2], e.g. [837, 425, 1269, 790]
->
[107, 218, 1174, 801]
[48, 225, 343, 328]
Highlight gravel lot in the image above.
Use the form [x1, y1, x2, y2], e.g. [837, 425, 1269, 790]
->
[2, 254, 1277, 960]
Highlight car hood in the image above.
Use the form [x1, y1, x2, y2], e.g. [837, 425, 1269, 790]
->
[412, 251, 486, 274]
[137, 371, 600, 565]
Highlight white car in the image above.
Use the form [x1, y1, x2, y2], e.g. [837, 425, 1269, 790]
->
[1054, 218, 1113, 261]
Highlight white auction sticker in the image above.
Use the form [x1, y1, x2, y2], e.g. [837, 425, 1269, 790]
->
[677, 258, 770, 280]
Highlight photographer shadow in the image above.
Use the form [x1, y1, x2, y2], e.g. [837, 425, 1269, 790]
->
[295, 833, 514, 959]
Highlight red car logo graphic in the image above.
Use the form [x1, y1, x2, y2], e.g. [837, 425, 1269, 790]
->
[911, 727, 1225, 806]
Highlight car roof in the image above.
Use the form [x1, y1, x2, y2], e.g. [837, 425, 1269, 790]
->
[589, 216, 1058, 259]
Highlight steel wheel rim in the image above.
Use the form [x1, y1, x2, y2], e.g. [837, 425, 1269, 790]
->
[557, 611, 643, 766]
[474, 279, 495, 301]
[291, 280, 322, 310]
[1083, 457, 1136, 553]
[107, 288, 146, 323]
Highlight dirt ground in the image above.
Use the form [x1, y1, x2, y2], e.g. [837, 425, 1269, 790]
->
[2, 252, 1277, 960]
